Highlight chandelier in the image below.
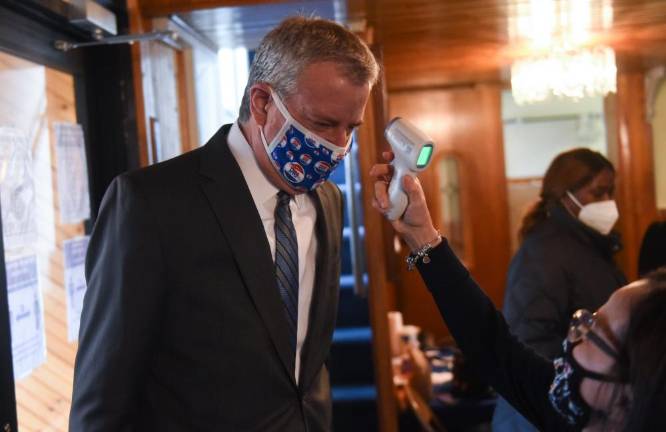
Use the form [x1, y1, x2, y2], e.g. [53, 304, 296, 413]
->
[509, 0, 617, 105]
[511, 46, 616, 105]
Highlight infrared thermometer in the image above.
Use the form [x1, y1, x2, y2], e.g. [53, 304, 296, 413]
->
[384, 117, 435, 220]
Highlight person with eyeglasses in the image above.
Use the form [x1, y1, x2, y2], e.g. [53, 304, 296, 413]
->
[370, 154, 666, 432]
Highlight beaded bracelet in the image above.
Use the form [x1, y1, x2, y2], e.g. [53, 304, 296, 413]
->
[406, 231, 442, 271]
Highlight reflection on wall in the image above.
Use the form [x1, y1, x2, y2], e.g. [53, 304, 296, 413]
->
[502, 91, 607, 179]
[502, 90, 608, 251]
[0, 56, 56, 250]
[437, 156, 464, 258]
[653, 79, 666, 211]
[217, 47, 249, 127]
[193, 45, 224, 144]
[139, 40, 183, 163]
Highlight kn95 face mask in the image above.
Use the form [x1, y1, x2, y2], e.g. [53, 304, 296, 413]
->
[566, 191, 619, 235]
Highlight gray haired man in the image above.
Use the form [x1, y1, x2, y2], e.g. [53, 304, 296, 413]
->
[70, 16, 379, 432]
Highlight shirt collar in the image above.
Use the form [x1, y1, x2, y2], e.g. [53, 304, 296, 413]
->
[227, 121, 308, 211]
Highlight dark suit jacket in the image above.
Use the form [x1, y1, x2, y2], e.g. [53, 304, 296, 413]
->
[70, 125, 342, 431]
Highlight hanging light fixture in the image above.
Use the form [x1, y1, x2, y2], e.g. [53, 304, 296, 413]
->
[509, 0, 616, 105]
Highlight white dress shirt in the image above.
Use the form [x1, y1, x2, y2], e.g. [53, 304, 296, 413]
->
[227, 121, 317, 383]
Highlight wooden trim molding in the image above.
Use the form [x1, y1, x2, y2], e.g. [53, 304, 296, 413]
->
[611, 72, 659, 280]
[175, 48, 199, 152]
[356, 45, 399, 432]
[127, 0, 151, 167]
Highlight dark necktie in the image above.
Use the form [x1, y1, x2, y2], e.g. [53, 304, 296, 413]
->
[274, 191, 299, 355]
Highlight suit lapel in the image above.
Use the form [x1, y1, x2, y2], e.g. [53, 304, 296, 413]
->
[198, 126, 296, 387]
[299, 182, 341, 391]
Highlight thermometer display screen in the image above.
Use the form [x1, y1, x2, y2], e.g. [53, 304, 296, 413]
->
[416, 145, 433, 168]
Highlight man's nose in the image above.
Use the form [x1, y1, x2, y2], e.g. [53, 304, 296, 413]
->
[326, 127, 351, 148]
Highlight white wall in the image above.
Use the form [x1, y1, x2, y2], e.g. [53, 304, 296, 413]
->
[217, 47, 249, 127]
[502, 91, 608, 178]
[193, 46, 225, 145]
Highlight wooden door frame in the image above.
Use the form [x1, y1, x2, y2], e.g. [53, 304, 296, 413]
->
[356, 44, 401, 432]
[127, 9, 215, 165]
[606, 71, 659, 280]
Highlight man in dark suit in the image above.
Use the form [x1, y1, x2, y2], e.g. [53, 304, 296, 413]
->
[69, 16, 378, 431]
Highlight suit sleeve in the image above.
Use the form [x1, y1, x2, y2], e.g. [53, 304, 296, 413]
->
[417, 241, 573, 432]
[503, 248, 569, 359]
[70, 175, 167, 432]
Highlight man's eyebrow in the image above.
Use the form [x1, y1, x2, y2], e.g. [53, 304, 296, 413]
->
[306, 112, 363, 128]
[306, 111, 338, 124]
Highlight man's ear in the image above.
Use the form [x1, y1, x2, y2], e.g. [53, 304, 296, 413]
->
[249, 83, 272, 127]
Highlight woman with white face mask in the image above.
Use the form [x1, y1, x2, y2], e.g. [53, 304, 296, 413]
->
[493, 148, 627, 432]
[370, 155, 666, 432]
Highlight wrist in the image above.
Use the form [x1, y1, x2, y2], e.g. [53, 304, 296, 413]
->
[405, 229, 443, 271]
[405, 226, 440, 252]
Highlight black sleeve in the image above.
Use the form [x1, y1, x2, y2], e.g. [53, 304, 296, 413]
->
[503, 248, 569, 359]
[70, 175, 167, 431]
[417, 241, 572, 432]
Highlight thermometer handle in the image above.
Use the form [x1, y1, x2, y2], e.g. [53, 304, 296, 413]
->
[386, 166, 411, 221]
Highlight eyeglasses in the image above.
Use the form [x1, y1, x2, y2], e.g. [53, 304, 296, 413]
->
[567, 309, 620, 361]
[566, 309, 627, 383]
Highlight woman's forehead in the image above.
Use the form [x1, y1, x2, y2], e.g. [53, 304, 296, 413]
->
[597, 280, 650, 341]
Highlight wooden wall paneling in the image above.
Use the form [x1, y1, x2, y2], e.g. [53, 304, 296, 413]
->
[387, 83, 511, 340]
[474, 83, 511, 303]
[506, 177, 542, 254]
[356, 46, 399, 432]
[610, 72, 659, 280]
[356, 0, 666, 91]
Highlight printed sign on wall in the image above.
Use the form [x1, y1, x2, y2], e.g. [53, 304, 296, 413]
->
[0, 127, 38, 250]
[54, 123, 91, 224]
[64, 236, 90, 342]
[7, 254, 45, 379]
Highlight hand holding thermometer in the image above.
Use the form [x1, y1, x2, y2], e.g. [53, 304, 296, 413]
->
[384, 117, 435, 220]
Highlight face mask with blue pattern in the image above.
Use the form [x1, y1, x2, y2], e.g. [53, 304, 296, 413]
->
[259, 89, 351, 192]
[549, 339, 593, 428]
[549, 337, 625, 429]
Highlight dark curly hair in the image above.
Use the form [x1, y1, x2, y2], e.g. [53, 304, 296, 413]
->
[618, 267, 666, 431]
[519, 148, 614, 242]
